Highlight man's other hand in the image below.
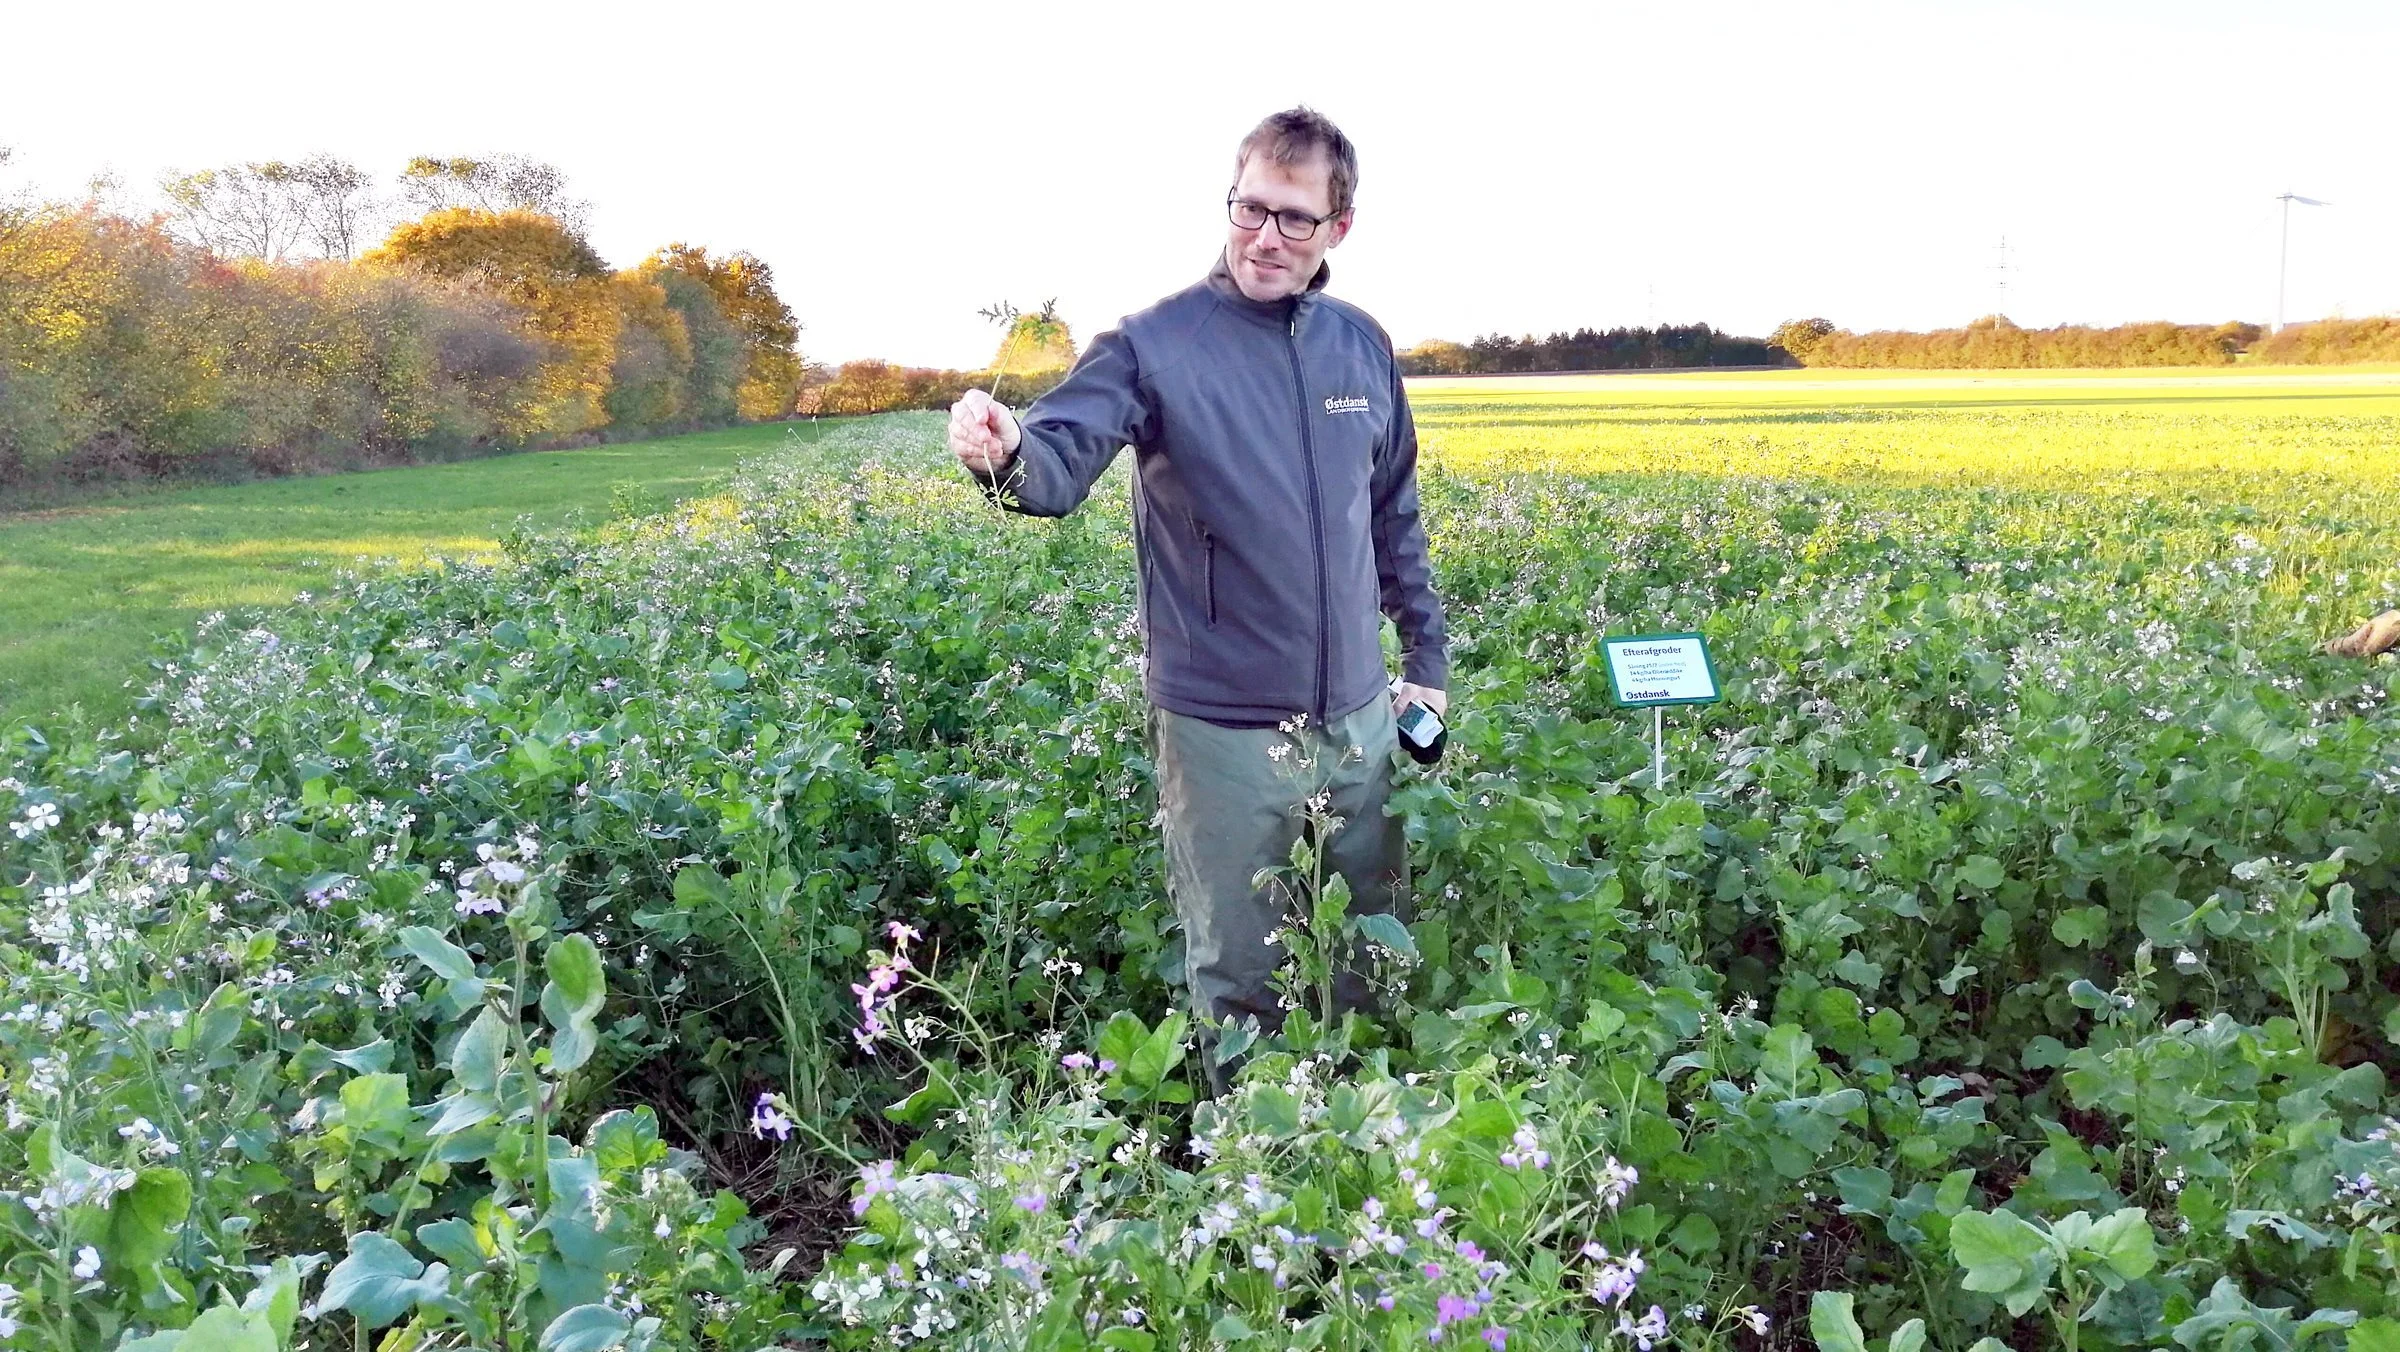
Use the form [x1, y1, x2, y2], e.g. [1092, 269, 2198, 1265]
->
[950, 389, 1021, 476]
[1392, 683, 1447, 719]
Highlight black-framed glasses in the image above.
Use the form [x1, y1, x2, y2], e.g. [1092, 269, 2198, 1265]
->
[1227, 196, 1337, 241]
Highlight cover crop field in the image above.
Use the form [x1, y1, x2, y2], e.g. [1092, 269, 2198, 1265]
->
[1, 370, 2396, 1352]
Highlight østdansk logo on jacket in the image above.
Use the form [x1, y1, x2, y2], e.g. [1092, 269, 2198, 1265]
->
[1323, 395, 1371, 415]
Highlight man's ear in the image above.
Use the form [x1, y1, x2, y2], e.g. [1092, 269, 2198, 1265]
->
[1326, 209, 1355, 248]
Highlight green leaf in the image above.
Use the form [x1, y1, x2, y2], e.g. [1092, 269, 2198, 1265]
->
[1354, 911, 1417, 960]
[1809, 1292, 1869, 1352]
[1959, 854, 2006, 890]
[1123, 1011, 1188, 1092]
[545, 934, 606, 1019]
[452, 1007, 509, 1094]
[107, 1166, 193, 1269]
[339, 1072, 414, 1143]
[1950, 1207, 2047, 1292]
[2051, 906, 2109, 948]
[1210, 1314, 1254, 1341]
[239, 1256, 306, 1348]
[397, 926, 476, 983]
[167, 1305, 278, 1352]
[2080, 1207, 2157, 1280]
[1888, 1319, 1928, 1352]
[310, 1231, 452, 1328]
[1095, 1010, 1148, 1075]
[416, 1217, 490, 1272]
[1668, 1211, 1720, 1254]
[2349, 1318, 2400, 1352]
[540, 981, 598, 1074]
[671, 866, 730, 909]
[1099, 1331, 1157, 1352]
[540, 1304, 633, 1352]
[1249, 1085, 1303, 1137]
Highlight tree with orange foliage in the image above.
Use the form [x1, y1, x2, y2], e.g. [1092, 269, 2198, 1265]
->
[644, 244, 803, 419]
[368, 209, 619, 434]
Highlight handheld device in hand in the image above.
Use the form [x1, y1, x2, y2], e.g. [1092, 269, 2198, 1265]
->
[1395, 699, 1446, 765]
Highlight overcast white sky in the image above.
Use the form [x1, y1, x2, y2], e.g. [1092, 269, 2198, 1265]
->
[5, 0, 2392, 367]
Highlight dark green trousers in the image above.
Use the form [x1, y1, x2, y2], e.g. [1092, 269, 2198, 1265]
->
[1146, 694, 1408, 1091]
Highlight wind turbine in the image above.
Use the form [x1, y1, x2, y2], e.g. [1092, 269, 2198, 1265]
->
[2275, 191, 2330, 332]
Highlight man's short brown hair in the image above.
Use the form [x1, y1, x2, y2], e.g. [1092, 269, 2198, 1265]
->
[1234, 107, 1357, 217]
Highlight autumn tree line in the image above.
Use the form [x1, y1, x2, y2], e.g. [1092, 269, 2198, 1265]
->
[1769, 314, 2400, 368]
[1402, 315, 2400, 376]
[0, 152, 802, 487]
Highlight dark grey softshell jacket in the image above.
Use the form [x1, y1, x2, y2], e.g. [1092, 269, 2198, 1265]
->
[975, 256, 1448, 727]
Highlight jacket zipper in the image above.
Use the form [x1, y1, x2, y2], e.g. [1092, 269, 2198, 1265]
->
[1201, 527, 1217, 627]
[1285, 315, 1329, 721]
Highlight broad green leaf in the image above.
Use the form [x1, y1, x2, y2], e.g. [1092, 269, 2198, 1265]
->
[1959, 854, 2006, 890]
[166, 1305, 277, 1352]
[340, 1072, 414, 1142]
[397, 926, 476, 982]
[310, 1231, 452, 1328]
[541, 982, 598, 1073]
[1808, 1292, 1868, 1352]
[452, 1007, 509, 1094]
[1249, 1085, 1303, 1137]
[1889, 1319, 1928, 1352]
[1095, 1010, 1148, 1074]
[1354, 910, 1417, 960]
[671, 866, 730, 909]
[2349, 1318, 2400, 1352]
[1950, 1208, 2046, 1290]
[540, 1303, 633, 1352]
[545, 933, 605, 1018]
[239, 1256, 306, 1347]
[2080, 1207, 2157, 1279]
[2051, 906, 2109, 948]
[1123, 1010, 1188, 1092]
[107, 1166, 193, 1269]
[1668, 1211, 1720, 1254]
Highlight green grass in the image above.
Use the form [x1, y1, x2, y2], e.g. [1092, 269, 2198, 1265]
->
[0, 421, 825, 736]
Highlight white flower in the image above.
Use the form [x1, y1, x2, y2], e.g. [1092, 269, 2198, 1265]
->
[72, 1245, 102, 1279]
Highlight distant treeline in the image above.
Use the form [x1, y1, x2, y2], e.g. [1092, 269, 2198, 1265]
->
[1772, 314, 2400, 368]
[0, 153, 802, 488]
[2247, 317, 2400, 364]
[1401, 324, 1783, 375]
[807, 310, 1079, 415]
[807, 361, 1071, 416]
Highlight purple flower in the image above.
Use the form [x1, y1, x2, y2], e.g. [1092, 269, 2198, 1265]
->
[1061, 1052, 1094, 1071]
[1377, 1293, 1398, 1311]
[1455, 1240, 1485, 1263]
[1098, 1058, 1118, 1073]
[851, 1159, 897, 1216]
[1481, 1327, 1509, 1351]
[1421, 1262, 1444, 1280]
[749, 1093, 794, 1141]
[1015, 1190, 1049, 1214]
[1436, 1293, 1482, 1327]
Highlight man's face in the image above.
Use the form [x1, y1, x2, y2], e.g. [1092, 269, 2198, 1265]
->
[1225, 150, 1352, 304]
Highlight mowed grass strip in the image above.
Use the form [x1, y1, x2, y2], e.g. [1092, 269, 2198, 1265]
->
[0, 422, 826, 734]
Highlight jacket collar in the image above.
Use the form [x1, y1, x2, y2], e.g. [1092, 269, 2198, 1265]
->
[1206, 250, 1330, 332]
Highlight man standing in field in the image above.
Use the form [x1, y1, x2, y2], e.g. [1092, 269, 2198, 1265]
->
[947, 107, 1448, 1090]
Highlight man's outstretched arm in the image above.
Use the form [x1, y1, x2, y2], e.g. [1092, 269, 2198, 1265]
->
[950, 327, 1154, 518]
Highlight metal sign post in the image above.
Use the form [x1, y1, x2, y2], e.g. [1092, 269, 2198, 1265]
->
[1602, 632, 1723, 789]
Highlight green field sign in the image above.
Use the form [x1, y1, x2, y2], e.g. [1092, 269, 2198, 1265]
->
[1602, 632, 1722, 708]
